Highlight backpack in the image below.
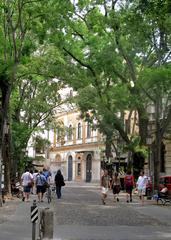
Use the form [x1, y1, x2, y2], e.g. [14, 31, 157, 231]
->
[125, 175, 133, 187]
[43, 171, 49, 180]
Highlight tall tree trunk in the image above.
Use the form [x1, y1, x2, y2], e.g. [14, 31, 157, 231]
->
[3, 131, 11, 195]
[0, 77, 11, 195]
[0, 148, 3, 206]
[137, 107, 148, 145]
[105, 134, 113, 160]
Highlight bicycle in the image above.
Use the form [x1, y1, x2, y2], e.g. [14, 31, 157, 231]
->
[46, 185, 56, 203]
[46, 186, 52, 203]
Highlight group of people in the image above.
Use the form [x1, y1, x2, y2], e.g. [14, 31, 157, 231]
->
[21, 168, 65, 202]
[101, 169, 148, 206]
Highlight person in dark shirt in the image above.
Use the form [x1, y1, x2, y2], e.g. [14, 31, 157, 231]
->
[54, 170, 65, 199]
[124, 170, 135, 203]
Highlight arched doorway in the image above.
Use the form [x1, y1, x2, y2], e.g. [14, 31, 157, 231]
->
[86, 154, 92, 182]
[68, 155, 73, 181]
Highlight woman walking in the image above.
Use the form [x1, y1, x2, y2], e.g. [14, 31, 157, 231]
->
[124, 170, 135, 203]
[55, 170, 65, 199]
[111, 172, 120, 202]
[100, 169, 110, 205]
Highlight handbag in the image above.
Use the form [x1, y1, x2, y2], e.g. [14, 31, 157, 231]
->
[28, 181, 34, 188]
[61, 181, 65, 186]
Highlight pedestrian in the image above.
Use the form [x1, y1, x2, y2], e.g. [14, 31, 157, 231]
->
[33, 169, 38, 194]
[100, 169, 110, 205]
[136, 170, 148, 206]
[30, 170, 34, 194]
[11, 179, 20, 197]
[21, 168, 33, 202]
[111, 172, 121, 202]
[43, 167, 52, 182]
[124, 170, 135, 203]
[160, 184, 168, 195]
[54, 169, 65, 199]
[36, 171, 47, 202]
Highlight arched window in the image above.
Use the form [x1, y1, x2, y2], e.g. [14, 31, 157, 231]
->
[68, 124, 73, 141]
[77, 123, 82, 139]
[87, 122, 91, 138]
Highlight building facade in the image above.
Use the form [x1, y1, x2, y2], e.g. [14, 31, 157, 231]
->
[27, 87, 171, 182]
[48, 110, 104, 182]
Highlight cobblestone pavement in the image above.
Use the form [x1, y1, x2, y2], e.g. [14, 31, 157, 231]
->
[0, 182, 171, 240]
[52, 182, 171, 240]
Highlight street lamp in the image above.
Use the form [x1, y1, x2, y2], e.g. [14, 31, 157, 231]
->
[146, 135, 153, 195]
[146, 135, 152, 172]
[118, 150, 121, 173]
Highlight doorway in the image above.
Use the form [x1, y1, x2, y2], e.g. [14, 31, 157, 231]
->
[68, 155, 73, 181]
[86, 154, 92, 182]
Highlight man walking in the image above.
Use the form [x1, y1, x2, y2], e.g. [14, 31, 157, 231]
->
[136, 170, 148, 206]
[21, 168, 33, 202]
[36, 171, 47, 202]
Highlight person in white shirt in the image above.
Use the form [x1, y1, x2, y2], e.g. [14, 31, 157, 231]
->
[32, 169, 38, 194]
[159, 184, 168, 198]
[21, 168, 33, 202]
[136, 170, 148, 206]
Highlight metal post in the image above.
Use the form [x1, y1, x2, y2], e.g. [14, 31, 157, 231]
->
[118, 151, 120, 173]
[31, 200, 38, 240]
[152, 148, 155, 195]
[32, 220, 36, 240]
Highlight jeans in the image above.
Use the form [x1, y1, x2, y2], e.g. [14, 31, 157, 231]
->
[56, 186, 62, 199]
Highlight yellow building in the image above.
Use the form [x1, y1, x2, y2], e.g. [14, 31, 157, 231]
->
[49, 109, 104, 182]
[48, 105, 140, 182]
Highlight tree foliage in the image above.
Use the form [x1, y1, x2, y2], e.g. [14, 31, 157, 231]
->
[51, 0, 171, 173]
[0, 0, 171, 193]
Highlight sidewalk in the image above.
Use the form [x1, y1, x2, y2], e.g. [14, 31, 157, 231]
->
[0, 197, 21, 224]
[0, 196, 37, 240]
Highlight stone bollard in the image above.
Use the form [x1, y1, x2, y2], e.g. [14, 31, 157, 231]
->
[39, 208, 53, 240]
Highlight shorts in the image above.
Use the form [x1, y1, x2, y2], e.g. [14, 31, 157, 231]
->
[23, 186, 31, 193]
[138, 188, 146, 196]
[112, 185, 120, 194]
[125, 185, 133, 194]
[101, 187, 108, 195]
[37, 185, 46, 194]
